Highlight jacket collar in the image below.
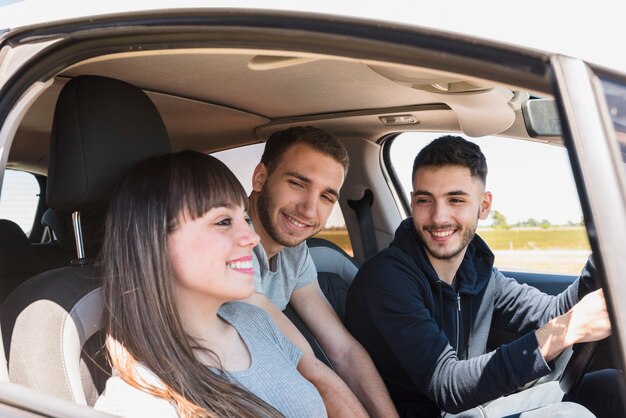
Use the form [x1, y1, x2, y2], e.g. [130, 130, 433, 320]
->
[390, 217, 494, 295]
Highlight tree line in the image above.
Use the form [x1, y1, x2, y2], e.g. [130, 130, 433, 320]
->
[490, 210, 584, 230]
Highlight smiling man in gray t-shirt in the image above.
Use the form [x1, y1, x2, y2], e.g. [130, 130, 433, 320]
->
[243, 126, 398, 418]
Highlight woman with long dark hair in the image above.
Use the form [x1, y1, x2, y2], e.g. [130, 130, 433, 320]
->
[95, 150, 326, 418]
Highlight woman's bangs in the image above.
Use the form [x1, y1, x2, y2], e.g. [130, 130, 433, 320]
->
[168, 153, 248, 226]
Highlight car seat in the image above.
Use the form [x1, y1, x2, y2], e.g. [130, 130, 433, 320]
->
[307, 237, 358, 321]
[0, 75, 171, 405]
[282, 237, 359, 369]
[0, 217, 73, 303]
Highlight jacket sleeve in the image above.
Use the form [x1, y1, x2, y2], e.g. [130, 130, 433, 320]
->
[491, 254, 598, 333]
[350, 251, 551, 413]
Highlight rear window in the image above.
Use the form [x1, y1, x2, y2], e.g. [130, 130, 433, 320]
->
[212, 144, 353, 256]
[0, 170, 40, 236]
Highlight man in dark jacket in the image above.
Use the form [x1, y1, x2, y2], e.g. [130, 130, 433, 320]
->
[345, 135, 622, 417]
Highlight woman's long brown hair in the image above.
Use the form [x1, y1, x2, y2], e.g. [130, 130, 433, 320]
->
[101, 150, 284, 418]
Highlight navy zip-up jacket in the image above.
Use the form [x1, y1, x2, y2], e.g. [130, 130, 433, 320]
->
[345, 218, 597, 417]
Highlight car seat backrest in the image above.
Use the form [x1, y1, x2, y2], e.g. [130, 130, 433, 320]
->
[282, 237, 359, 370]
[1, 267, 104, 403]
[0, 218, 72, 303]
[0, 311, 7, 382]
[0, 75, 171, 406]
[307, 237, 358, 321]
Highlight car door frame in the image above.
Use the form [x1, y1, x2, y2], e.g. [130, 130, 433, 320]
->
[552, 56, 626, 371]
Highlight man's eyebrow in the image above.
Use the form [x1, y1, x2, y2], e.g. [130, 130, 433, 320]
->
[412, 189, 433, 197]
[285, 171, 340, 198]
[285, 171, 312, 184]
[446, 190, 470, 196]
[412, 189, 470, 196]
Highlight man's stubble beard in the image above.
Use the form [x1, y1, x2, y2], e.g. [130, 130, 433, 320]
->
[416, 210, 480, 260]
[256, 186, 303, 248]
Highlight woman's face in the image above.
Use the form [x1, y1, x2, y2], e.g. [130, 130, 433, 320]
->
[168, 204, 259, 305]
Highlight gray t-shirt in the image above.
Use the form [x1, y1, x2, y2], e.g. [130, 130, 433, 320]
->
[253, 241, 317, 311]
[95, 302, 326, 418]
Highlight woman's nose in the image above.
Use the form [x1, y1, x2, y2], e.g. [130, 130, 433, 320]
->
[240, 223, 260, 247]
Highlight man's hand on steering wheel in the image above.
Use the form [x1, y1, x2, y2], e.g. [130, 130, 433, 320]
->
[536, 289, 611, 363]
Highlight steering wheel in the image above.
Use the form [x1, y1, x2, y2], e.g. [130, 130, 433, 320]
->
[559, 341, 599, 394]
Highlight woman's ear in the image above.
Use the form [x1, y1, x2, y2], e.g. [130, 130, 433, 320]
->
[252, 163, 268, 192]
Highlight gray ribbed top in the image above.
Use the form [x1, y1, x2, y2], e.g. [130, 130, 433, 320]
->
[220, 302, 327, 417]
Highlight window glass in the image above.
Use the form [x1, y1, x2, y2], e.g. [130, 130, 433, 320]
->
[0, 170, 40, 236]
[212, 144, 264, 196]
[389, 132, 590, 275]
[212, 144, 353, 256]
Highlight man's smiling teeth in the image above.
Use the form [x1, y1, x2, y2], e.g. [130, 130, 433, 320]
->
[228, 260, 253, 270]
[286, 215, 307, 228]
[431, 229, 454, 238]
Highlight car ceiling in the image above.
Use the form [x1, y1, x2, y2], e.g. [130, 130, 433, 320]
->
[8, 48, 551, 175]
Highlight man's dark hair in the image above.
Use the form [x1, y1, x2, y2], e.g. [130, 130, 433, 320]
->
[412, 135, 487, 184]
[261, 126, 349, 174]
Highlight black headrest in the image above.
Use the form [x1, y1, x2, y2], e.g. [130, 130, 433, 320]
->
[41, 208, 73, 249]
[0, 220, 29, 251]
[47, 75, 171, 213]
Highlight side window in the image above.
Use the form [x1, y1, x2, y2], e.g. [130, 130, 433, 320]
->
[388, 132, 590, 275]
[0, 170, 41, 236]
[211, 144, 353, 256]
[312, 212, 354, 257]
[212, 143, 264, 196]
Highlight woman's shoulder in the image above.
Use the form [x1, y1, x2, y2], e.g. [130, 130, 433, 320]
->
[219, 301, 281, 338]
[218, 302, 293, 355]
[219, 301, 271, 323]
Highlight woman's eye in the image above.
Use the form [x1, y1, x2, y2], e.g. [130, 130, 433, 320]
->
[244, 216, 253, 225]
[216, 218, 232, 226]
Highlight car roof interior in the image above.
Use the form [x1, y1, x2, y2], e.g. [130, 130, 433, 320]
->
[7, 48, 560, 177]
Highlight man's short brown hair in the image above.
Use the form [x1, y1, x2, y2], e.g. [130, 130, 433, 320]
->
[261, 126, 349, 174]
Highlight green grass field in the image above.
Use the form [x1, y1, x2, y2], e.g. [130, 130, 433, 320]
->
[314, 226, 591, 274]
[476, 226, 589, 251]
[315, 226, 590, 253]
[314, 229, 354, 255]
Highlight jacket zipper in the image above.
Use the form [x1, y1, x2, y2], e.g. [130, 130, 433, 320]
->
[456, 292, 461, 354]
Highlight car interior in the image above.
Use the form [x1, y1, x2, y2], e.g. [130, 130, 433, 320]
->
[1, 71, 366, 403]
[0, 11, 619, 415]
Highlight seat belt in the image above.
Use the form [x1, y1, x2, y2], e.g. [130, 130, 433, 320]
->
[348, 189, 378, 259]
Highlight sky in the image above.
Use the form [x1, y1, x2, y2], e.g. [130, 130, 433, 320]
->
[1, 0, 624, 74]
[390, 133, 582, 227]
[0, 0, 616, 230]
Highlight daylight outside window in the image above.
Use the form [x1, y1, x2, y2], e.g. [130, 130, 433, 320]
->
[0, 170, 40, 236]
[388, 132, 590, 275]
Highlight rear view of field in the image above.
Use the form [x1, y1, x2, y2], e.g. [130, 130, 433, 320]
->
[316, 226, 591, 275]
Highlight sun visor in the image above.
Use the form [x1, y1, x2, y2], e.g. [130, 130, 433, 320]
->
[427, 87, 515, 137]
[368, 64, 516, 137]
